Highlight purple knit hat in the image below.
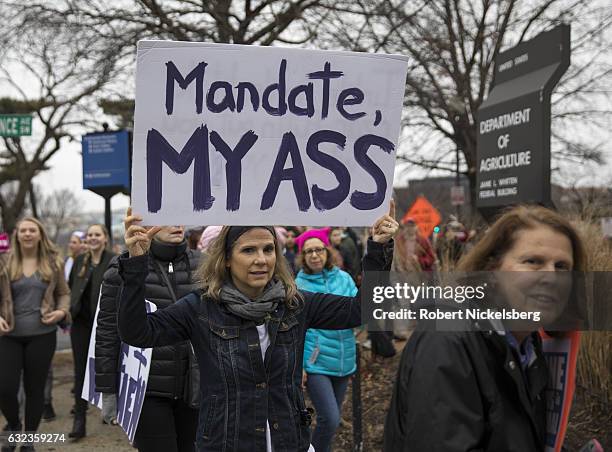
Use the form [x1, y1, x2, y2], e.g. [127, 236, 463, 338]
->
[295, 228, 331, 252]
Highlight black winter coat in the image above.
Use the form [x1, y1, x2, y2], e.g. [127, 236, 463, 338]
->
[117, 239, 393, 452]
[384, 328, 548, 452]
[94, 240, 201, 399]
[69, 250, 116, 323]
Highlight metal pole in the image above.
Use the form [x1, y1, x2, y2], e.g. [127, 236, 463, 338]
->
[104, 194, 113, 247]
[352, 345, 363, 452]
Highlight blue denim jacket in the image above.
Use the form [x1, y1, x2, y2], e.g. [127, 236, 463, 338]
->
[117, 239, 392, 452]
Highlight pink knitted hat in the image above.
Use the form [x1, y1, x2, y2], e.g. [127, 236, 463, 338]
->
[197, 226, 223, 251]
[295, 228, 331, 252]
[198, 226, 288, 251]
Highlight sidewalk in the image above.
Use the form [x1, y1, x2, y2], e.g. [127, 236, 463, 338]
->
[1, 350, 134, 451]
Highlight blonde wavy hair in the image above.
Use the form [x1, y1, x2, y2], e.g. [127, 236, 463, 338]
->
[196, 226, 301, 308]
[8, 217, 62, 281]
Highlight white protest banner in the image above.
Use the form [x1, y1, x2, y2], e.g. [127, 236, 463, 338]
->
[132, 41, 408, 226]
[83, 295, 156, 444]
[115, 300, 156, 443]
[82, 291, 104, 410]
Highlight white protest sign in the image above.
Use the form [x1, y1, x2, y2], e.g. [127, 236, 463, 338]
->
[132, 40, 408, 226]
[83, 295, 156, 444]
[82, 291, 104, 410]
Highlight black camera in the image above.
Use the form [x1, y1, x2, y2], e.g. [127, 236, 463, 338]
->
[299, 407, 314, 426]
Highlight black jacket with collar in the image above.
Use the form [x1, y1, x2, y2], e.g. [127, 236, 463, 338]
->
[94, 240, 201, 399]
[69, 249, 116, 322]
[384, 327, 548, 452]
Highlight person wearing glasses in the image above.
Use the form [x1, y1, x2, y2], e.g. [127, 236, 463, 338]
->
[294, 228, 359, 452]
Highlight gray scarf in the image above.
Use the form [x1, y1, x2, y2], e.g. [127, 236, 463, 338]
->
[220, 279, 285, 323]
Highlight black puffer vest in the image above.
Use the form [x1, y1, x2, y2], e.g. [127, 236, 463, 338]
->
[95, 239, 201, 399]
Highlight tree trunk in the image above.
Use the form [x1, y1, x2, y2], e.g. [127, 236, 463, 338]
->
[1, 175, 34, 233]
[1, 206, 17, 234]
[29, 185, 38, 219]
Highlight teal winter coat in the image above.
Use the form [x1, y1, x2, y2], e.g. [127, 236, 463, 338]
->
[296, 267, 358, 377]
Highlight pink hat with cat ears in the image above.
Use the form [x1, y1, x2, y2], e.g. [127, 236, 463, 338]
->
[295, 228, 331, 253]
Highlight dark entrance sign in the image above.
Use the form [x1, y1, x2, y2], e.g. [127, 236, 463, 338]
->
[476, 25, 570, 218]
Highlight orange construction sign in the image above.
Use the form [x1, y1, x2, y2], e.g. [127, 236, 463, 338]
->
[401, 195, 441, 238]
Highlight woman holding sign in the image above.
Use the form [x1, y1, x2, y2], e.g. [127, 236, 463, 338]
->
[117, 203, 397, 452]
[384, 205, 587, 452]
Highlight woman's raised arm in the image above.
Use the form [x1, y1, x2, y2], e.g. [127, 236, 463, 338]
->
[305, 200, 398, 329]
[117, 208, 196, 348]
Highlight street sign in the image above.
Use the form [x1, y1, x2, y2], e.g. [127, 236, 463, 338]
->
[82, 129, 131, 247]
[476, 25, 570, 218]
[0, 114, 32, 137]
[450, 185, 465, 206]
[402, 195, 441, 238]
[82, 130, 131, 193]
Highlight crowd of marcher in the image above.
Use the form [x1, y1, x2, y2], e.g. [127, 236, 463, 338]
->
[0, 201, 602, 452]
